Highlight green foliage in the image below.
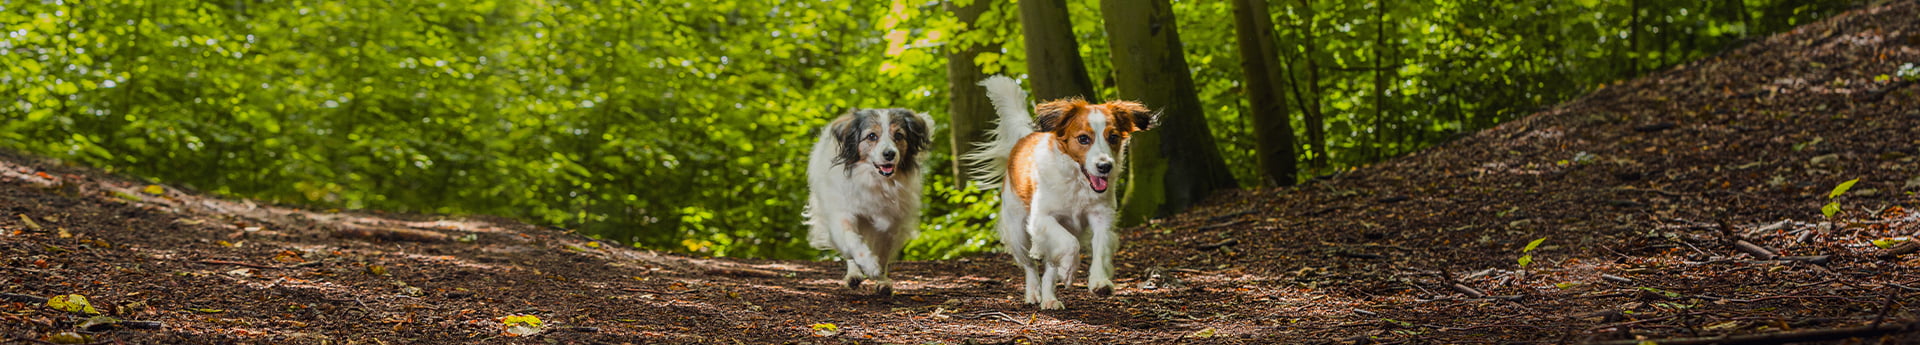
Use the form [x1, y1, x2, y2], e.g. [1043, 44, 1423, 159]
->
[1517, 237, 1547, 268]
[0, 0, 1854, 259]
[1823, 178, 1860, 218]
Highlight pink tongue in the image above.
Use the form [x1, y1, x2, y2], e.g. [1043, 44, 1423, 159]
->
[879, 166, 895, 174]
[1089, 176, 1109, 192]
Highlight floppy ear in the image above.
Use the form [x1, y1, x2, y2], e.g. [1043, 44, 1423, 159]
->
[1033, 98, 1084, 133]
[829, 110, 868, 170]
[892, 109, 935, 172]
[1103, 100, 1155, 132]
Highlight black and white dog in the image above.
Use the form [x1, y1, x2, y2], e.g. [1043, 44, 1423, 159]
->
[805, 108, 934, 295]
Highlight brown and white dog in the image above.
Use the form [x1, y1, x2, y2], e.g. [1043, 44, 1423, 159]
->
[805, 108, 934, 295]
[966, 76, 1155, 309]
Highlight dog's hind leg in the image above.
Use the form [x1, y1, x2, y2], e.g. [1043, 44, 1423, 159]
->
[997, 190, 1040, 304]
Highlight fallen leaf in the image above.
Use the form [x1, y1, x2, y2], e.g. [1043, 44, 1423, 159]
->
[186, 308, 226, 313]
[47, 295, 101, 315]
[19, 214, 42, 230]
[366, 265, 388, 276]
[811, 323, 840, 337]
[1188, 327, 1217, 338]
[1872, 238, 1908, 249]
[47, 332, 90, 344]
[503, 315, 544, 336]
[143, 185, 165, 195]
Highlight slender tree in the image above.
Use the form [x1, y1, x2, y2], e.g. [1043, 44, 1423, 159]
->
[1103, 0, 1239, 224]
[1286, 0, 1330, 172]
[1017, 0, 1100, 101]
[945, 0, 997, 185]
[1230, 0, 1299, 186]
[1371, 0, 1390, 161]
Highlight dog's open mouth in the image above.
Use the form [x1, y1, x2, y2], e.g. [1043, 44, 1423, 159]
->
[1086, 173, 1109, 193]
[876, 164, 897, 176]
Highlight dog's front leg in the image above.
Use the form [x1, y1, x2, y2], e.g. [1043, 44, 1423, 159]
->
[831, 217, 881, 290]
[1087, 209, 1119, 296]
[1027, 215, 1078, 310]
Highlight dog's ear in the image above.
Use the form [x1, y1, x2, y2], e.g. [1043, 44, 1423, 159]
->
[829, 110, 868, 170]
[1033, 98, 1084, 133]
[891, 109, 934, 172]
[1103, 100, 1155, 132]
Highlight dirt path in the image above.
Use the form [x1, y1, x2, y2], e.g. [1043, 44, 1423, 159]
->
[5, 2, 1920, 344]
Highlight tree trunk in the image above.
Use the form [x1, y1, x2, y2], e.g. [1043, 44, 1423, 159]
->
[1230, 0, 1298, 187]
[1103, 0, 1239, 225]
[946, 0, 997, 186]
[1018, 0, 1100, 102]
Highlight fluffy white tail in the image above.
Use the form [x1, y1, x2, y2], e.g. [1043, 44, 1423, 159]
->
[963, 75, 1034, 189]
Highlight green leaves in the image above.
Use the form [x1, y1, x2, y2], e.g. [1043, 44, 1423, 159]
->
[1518, 237, 1547, 268]
[1829, 178, 1860, 199]
[1825, 178, 1860, 219]
[47, 294, 100, 315]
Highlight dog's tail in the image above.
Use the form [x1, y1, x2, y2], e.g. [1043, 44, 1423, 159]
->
[962, 75, 1033, 189]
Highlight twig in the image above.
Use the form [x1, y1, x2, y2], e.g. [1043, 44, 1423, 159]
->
[1878, 242, 1920, 260]
[621, 288, 697, 295]
[1732, 240, 1776, 260]
[1450, 284, 1487, 299]
[703, 266, 780, 278]
[196, 259, 285, 269]
[330, 223, 450, 243]
[1195, 238, 1240, 251]
[0, 293, 48, 304]
[1580, 320, 1920, 345]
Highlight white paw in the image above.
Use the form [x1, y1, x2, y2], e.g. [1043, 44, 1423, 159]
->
[1089, 281, 1114, 297]
[1039, 299, 1064, 310]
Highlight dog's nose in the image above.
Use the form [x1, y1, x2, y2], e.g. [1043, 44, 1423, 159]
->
[1096, 162, 1112, 174]
[883, 150, 897, 161]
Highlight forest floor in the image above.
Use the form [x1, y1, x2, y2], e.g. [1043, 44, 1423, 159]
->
[5, 2, 1920, 345]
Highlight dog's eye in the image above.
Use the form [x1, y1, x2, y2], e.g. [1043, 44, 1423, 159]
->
[1107, 134, 1121, 143]
[893, 131, 905, 139]
[1076, 135, 1091, 145]
[865, 133, 878, 141]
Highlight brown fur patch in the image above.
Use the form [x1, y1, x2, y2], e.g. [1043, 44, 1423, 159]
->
[1007, 99, 1154, 204]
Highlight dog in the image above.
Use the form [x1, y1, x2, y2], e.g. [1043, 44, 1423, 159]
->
[965, 75, 1155, 309]
[805, 108, 934, 295]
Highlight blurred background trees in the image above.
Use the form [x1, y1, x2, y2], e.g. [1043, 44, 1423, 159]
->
[0, 0, 1855, 259]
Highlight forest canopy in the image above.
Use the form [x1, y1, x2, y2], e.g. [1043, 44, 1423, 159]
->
[0, 0, 1855, 260]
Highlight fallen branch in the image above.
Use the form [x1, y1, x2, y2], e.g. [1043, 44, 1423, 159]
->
[331, 223, 450, 243]
[1733, 240, 1776, 260]
[196, 259, 286, 269]
[621, 288, 697, 295]
[1878, 242, 1920, 260]
[0, 293, 48, 304]
[1196, 238, 1239, 251]
[82, 320, 164, 332]
[703, 266, 779, 278]
[1450, 283, 1488, 299]
[1582, 320, 1920, 345]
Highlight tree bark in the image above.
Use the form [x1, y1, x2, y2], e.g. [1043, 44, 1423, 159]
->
[946, 0, 997, 185]
[1103, 0, 1239, 225]
[1018, 0, 1100, 102]
[1230, 0, 1298, 187]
